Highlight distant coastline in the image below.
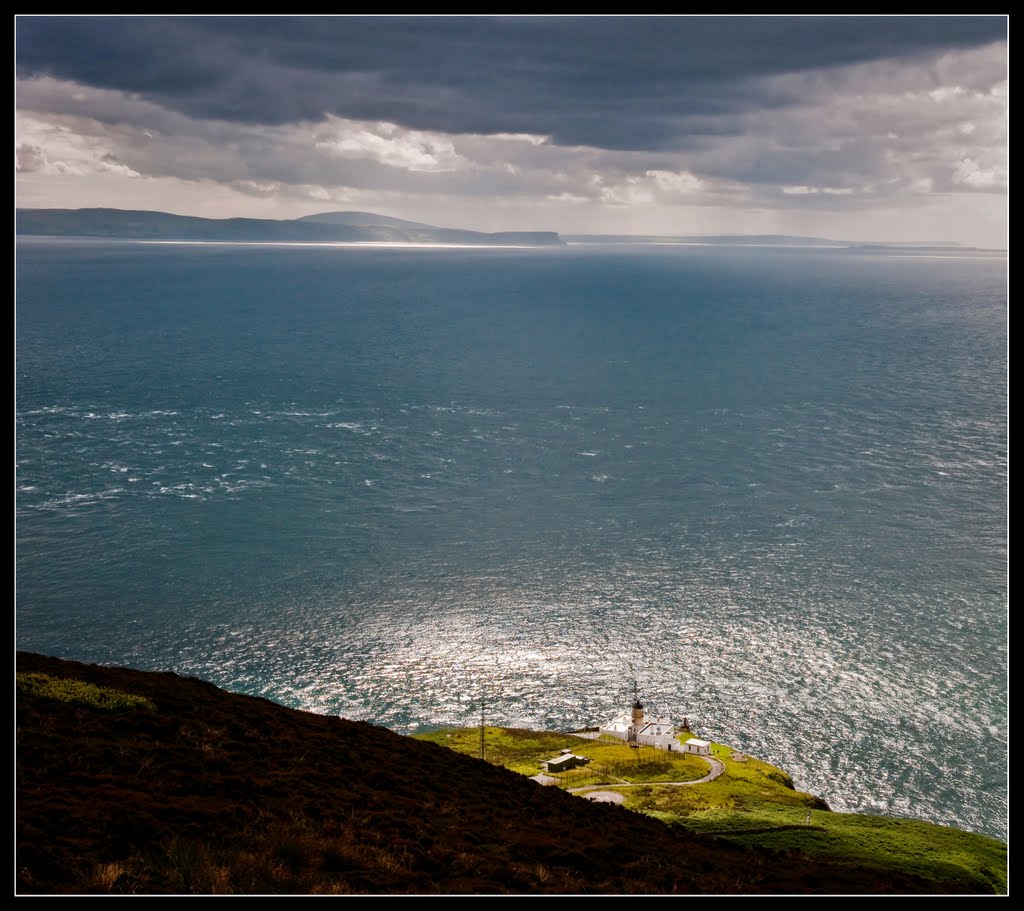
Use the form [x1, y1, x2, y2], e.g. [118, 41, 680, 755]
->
[563, 233, 1006, 254]
[14, 208, 565, 247]
[16, 208, 1006, 254]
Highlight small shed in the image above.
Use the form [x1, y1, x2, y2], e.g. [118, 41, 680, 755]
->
[683, 738, 711, 756]
[541, 753, 590, 773]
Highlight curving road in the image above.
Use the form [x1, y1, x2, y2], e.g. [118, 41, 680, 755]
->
[566, 755, 725, 803]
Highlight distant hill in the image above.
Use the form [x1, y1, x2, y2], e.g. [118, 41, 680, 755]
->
[295, 211, 445, 229]
[563, 233, 851, 246]
[15, 208, 565, 247]
[16, 652, 1004, 895]
[562, 234, 1003, 253]
[19, 211, 996, 252]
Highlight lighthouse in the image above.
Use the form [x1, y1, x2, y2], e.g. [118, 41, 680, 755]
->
[629, 681, 644, 742]
[599, 680, 685, 753]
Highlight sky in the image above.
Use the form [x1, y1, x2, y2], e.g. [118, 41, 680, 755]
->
[15, 16, 1008, 247]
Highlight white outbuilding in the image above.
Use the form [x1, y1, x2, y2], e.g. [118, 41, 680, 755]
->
[683, 738, 711, 756]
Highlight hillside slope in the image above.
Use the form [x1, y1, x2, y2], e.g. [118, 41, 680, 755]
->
[15, 652, 993, 894]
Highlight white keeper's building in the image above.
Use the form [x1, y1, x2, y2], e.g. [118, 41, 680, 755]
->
[599, 698, 690, 753]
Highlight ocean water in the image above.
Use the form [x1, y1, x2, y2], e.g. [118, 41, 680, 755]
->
[16, 238, 1007, 841]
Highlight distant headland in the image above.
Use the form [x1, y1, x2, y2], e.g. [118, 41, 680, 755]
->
[16, 208, 1006, 254]
[14, 208, 566, 247]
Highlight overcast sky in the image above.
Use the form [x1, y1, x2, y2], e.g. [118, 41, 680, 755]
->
[15, 16, 1008, 247]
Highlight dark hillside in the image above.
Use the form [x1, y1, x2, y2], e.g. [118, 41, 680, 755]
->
[15, 652, 982, 894]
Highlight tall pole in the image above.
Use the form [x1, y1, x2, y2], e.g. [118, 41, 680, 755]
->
[480, 697, 485, 761]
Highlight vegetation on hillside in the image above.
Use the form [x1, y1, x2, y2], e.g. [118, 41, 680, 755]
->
[17, 672, 157, 712]
[16, 652, 1006, 895]
[417, 727, 1006, 894]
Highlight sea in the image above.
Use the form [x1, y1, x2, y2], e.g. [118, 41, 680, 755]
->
[15, 237, 1008, 842]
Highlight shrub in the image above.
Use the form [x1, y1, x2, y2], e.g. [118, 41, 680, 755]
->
[16, 673, 157, 712]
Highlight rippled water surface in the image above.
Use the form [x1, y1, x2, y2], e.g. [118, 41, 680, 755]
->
[16, 239, 1007, 839]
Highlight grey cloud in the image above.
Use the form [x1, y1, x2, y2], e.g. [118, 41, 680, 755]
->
[16, 142, 46, 172]
[15, 16, 1007, 152]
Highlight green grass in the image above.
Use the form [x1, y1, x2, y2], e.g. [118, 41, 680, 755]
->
[620, 743, 822, 817]
[417, 726, 1007, 894]
[16, 672, 157, 712]
[669, 805, 1007, 894]
[414, 727, 584, 775]
[414, 728, 709, 787]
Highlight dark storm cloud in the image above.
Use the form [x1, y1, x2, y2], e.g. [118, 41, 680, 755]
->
[15, 16, 1007, 151]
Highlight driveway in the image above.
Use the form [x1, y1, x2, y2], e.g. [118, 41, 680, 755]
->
[567, 755, 725, 796]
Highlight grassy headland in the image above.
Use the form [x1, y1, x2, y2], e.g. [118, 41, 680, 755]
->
[416, 726, 1006, 894]
[16, 652, 1005, 894]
